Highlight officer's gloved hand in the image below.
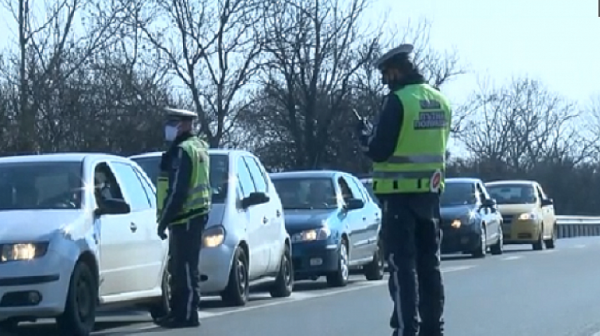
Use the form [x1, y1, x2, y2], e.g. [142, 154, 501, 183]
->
[157, 226, 168, 240]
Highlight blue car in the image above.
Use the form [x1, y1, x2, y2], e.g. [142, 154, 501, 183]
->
[270, 170, 383, 287]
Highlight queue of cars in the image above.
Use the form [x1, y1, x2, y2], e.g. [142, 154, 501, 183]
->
[423, 177, 557, 258]
[0, 150, 557, 335]
[359, 177, 557, 258]
[0, 151, 383, 335]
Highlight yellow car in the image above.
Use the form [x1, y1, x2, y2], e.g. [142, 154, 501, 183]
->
[484, 180, 557, 250]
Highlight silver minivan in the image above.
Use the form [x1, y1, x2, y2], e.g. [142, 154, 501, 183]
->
[130, 150, 293, 306]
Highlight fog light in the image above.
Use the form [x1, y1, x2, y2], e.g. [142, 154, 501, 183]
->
[27, 291, 41, 304]
[309, 258, 323, 266]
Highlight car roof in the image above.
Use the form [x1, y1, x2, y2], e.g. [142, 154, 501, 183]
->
[446, 177, 482, 184]
[485, 180, 536, 186]
[0, 152, 128, 164]
[129, 149, 247, 160]
[270, 170, 342, 179]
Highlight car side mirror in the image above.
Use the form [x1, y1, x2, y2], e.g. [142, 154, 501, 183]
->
[241, 192, 270, 209]
[541, 198, 553, 206]
[344, 198, 364, 211]
[481, 198, 497, 208]
[95, 198, 131, 216]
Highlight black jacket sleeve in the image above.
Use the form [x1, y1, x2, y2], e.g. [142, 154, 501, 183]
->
[364, 94, 404, 163]
[158, 147, 192, 230]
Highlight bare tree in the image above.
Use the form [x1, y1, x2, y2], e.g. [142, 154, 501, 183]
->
[0, 0, 131, 152]
[458, 77, 593, 173]
[353, 19, 467, 130]
[247, 0, 379, 169]
[132, 0, 264, 147]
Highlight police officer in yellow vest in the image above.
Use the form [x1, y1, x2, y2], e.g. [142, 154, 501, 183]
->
[356, 44, 451, 336]
[155, 107, 211, 329]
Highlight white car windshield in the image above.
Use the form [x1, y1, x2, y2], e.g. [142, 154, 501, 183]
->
[0, 161, 83, 210]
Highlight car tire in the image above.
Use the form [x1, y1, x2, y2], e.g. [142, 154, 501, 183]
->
[471, 225, 487, 258]
[0, 319, 19, 332]
[490, 224, 504, 255]
[532, 224, 544, 251]
[326, 240, 349, 287]
[56, 261, 97, 336]
[364, 239, 385, 281]
[148, 270, 171, 322]
[221, 247, 249, 307]
[544, 223, 557, 249]
[269, 244, 294, 298]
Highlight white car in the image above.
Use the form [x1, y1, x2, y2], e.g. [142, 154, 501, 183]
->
[130, 150, 293, 306]
[0, 153, 169, 336]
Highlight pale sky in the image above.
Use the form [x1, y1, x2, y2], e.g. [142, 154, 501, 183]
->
[369, 0, 599, 104]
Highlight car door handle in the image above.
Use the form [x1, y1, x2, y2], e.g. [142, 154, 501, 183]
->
[262, 217, 268, 224]
[130, 222, 137, 232]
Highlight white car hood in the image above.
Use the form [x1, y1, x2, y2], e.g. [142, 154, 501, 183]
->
[0, 210, 85, 242]
[205, 204, 225, 229]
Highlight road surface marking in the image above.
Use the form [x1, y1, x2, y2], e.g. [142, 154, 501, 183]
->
[573, 244, 586, 248]
[501, 256, 522, 261]
[121, 266, 477, 332]
[441, 265, 475, 273]
[539, 249, 556, 254]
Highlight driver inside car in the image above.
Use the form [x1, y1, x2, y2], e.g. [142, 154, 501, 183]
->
[307, 181, 335, 207]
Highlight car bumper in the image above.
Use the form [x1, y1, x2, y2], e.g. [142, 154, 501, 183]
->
[291, 240, 339, 279]
[0, 250, 73, 321]
[503, 219, 541, 243]
[441, 225, 481, 253]
[198, 243, 235, 294]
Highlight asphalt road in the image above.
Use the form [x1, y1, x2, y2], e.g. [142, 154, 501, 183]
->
[9, 237, 600, 336]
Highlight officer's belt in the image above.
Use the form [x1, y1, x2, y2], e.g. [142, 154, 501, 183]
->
[384, 154, 444, 164]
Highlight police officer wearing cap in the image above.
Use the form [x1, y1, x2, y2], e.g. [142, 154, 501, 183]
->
[356, 44, 451, 336]
[155, 107, 211, 329]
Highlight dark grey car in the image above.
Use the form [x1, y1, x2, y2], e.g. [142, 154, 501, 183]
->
[440, 178, 504, 258]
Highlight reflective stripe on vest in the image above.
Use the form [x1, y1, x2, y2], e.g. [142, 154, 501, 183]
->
[384, 154, 445, 164]
[372, 84, 451, 194]
[372, 170, 441, 179]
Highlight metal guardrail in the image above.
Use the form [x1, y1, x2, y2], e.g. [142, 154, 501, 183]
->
[556, 215, 600, 239]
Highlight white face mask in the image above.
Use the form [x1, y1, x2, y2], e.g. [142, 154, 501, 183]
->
[164, 125, 179, 141]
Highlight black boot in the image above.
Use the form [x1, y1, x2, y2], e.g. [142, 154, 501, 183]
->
[156, 316, 200, 329]
[153, 313, 174, 325]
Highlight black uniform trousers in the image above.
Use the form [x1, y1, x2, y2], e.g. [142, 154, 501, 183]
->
[377, 192, 445, 336]
[167, 214, 207, 322]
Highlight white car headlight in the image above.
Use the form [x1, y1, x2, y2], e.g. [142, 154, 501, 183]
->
[291, 227, 331, 242]
[1, 242, 49, 262]
[518, 213, 537, 221]
[202, 226, 225, 248]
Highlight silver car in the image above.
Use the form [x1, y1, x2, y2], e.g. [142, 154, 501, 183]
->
[130, 150, 293, 306]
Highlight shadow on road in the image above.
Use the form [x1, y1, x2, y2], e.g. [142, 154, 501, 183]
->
[3, 320, 147, 336]
[502, 248, 533, 254]
[441, 254, 473, 261]
[293, 278, 362, 292]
